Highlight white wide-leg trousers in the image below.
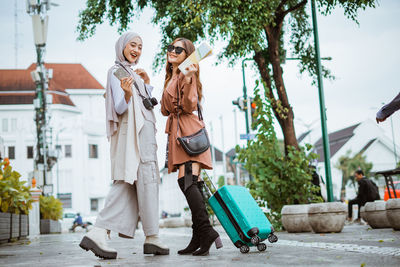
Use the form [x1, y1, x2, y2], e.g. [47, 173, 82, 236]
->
[95, 161, 159, 237]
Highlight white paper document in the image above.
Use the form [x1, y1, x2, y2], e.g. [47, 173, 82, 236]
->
[178, 42, 213, 75]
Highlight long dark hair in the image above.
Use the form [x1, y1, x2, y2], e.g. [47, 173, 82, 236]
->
[163, 38, 203, 101]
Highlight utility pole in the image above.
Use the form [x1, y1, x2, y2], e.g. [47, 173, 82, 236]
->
[210, 122, 217, 182]
[311, 0, 334, 202]
[26, 0, 53, 195]
[219, 115, 227, 185]
[233, 109, 241, 185]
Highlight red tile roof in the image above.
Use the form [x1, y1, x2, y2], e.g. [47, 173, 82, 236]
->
[28, 63, 104, 89]
[0, 63, 104, 106]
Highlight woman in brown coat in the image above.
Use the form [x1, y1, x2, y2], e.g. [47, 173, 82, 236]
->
[161, 37, 222, 256]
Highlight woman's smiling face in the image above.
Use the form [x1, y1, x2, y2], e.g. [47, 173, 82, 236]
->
[123, 36, 142, 64]
[167, 40, 187, 65]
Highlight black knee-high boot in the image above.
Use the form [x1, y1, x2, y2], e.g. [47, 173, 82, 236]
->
[177, 178, 201, 255]
[178, 173, 223, 256]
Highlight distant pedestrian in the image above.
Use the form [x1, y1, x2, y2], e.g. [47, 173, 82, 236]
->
[70, 213, 83, 232]
[376, 92, 400, 123]
[347, 170, 380, 223]
[310, 165, 323, 198]
[79, 32, 169, 259]
[160, 37, 222, 256]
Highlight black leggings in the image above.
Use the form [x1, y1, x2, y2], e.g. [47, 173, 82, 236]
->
[348, 199, 364, 218]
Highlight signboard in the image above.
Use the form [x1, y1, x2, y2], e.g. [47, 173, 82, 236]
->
[240, 134, 255, 140]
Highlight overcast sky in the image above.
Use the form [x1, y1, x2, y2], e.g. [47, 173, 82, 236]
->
[1, 0, 399, 165]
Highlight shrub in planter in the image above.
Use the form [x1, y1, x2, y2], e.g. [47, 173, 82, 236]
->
[39, 195, 63, 234]
[0, 158, 32, 242]
[0, 158, 33, 214]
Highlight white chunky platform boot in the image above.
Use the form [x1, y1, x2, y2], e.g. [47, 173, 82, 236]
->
[143, 235, 170, 255]
[79, 227, 118, 259]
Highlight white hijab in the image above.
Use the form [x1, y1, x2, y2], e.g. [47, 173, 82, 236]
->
[105, 32, 142, 139]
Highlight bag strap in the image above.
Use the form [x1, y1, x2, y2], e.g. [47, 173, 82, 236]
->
[117, 63, 149, 100]
[176, 77, 203, 137]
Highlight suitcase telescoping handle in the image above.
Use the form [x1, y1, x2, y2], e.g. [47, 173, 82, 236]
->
[201, 170, 217, 197]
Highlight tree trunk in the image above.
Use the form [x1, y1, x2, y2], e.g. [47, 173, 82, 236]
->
[252, 22, 299, 154]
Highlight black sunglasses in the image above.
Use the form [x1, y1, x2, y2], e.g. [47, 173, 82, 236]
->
[167, 45, 186, 55]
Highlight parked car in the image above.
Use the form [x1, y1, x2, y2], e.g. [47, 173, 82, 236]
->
[384, 181, 400, 201]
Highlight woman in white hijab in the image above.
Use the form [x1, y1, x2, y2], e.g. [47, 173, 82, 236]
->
[79, 32, 169, 259]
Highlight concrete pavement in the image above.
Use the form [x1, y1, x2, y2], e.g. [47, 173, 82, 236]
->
[0, 224, 399, 266]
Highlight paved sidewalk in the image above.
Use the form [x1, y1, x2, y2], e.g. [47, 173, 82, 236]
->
[0, 224, 399, 266]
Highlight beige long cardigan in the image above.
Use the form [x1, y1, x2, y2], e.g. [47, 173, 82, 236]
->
[108, 66, 145, 184]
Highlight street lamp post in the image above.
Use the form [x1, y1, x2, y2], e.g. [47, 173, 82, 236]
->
[241, 58, 253, 135]
[26, 0, 53, 195]
[311, 0, 334, 202]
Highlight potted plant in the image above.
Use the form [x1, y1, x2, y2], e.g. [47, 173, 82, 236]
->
[0, 158, 33, 242]
[39, 195, 63, 234]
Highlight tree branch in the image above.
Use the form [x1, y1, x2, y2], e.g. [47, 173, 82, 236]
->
[283, 0, 308, 16]
[276, 0, 289, 12]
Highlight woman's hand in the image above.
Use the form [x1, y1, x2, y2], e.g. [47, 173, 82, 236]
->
[134, 68, 150, 84]
[120, 77, 133, 103]
[184, 64, 197, 83]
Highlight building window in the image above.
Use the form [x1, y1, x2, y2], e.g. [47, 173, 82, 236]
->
[27, 146, 34, 159]
[2, 119, 8, 132]
[65, 145, 72, 158]
[89, 144, 98, 159]
[58, 193, 72, 209]
[11, 119, 17, 132]
[8, 146, 15, 159]
[90, 198, 99, 212]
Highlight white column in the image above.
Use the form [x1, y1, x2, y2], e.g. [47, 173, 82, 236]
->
[29, 186, 42, 236]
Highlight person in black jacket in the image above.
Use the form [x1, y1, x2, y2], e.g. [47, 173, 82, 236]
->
[376, 92, 400, 123]
[347, 170, 380, 223]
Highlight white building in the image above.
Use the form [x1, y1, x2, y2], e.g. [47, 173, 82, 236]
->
[0, 63, 110, 217]
[298, 119, 399, 200]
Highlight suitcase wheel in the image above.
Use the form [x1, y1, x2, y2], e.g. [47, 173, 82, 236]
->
[268, 234, 278, 243]
[240, 244, 250, 254]
[251, 235, 261, 245]
[257, 243, 267, 252]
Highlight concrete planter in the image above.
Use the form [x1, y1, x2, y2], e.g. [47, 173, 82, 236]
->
[281, 204, 312, 233]
[184, 216, 192, 227]
[360, 206, 367, 223]
[364, 201, 391, 229]
[162, 217, 185, 228]
[385, 199, 400, 230]
[0, 212, 11, 243]
[19, 214, 29, 239]
[308, 202, 346, 233]
[10, 214, 20, 240]
[40, 219, 61, 234]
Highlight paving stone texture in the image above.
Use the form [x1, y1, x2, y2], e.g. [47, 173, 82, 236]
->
[0, 224, 399, 266]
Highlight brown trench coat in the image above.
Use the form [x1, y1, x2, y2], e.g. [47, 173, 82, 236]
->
[161, 73, 212, 173]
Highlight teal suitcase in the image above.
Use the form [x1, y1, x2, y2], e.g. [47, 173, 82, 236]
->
[208, 185, 278, 253]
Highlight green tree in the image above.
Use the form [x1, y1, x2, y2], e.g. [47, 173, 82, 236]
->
[336, 150, 373, 201]
[77, 0, 377, 154]
[217, 175, 225, 188]
[237, 82, 321, 229]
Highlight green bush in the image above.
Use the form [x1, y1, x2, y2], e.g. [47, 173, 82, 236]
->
[0, 158, 33, 215]
[39, 195, 63, 220]
[237, 84, 322, 230]
[217, 175, 225, 188]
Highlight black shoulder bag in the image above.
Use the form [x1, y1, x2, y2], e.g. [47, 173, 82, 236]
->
[176, 86, 210, 157]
